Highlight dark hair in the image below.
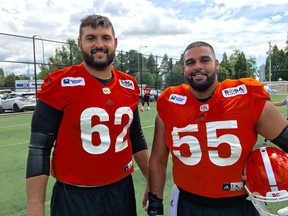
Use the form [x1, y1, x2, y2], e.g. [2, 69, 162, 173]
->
[79, 14, 115, 38]
[183, 41, 216, 58]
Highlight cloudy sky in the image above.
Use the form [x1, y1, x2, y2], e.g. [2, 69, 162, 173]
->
[0, 0, 288, 76]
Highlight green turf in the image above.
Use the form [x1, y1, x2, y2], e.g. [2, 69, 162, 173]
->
[0, 95, 287, 216]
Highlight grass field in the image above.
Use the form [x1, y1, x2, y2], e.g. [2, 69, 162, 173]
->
[0, 95, 287, 216]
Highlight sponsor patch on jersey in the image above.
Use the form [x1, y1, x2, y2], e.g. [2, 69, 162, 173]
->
[119, 79, 134, 90]
[61, 77, 85, 87]
[222, 182, 243, 191]
[169, 94, 187, 105]
[222, 84, 247, 98]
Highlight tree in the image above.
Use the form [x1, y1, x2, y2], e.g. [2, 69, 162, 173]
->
[282, 51, 288, 80]
[38, 39, 82, 79]
[218, 67, 229, 82]
[229, 50, 247, 79]
[0, 68, 4, 76]
[246, 57, 258, 78]
[219, 53, 232, 81]
[115, 50, 138, 76]
[159, 54, 169, 75]
[17, 75, 30, 80]
[113, 50, 127, 72]
[164, 59, 185, 88]
[141, 71, 154, 87]
[265, 45, 288, 81]
[3, 74, 17, 89]
[146, 54, 156, 74]
[0, 68, 4, 87]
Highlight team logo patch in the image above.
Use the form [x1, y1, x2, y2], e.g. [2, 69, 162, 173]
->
[200, 104, 209, 112]
[119, 79, 134, 90]
[102, 88, 111, 94]
[169, 94, 187, 105]
[222, 182, 243, 191]
[61, 77, 85, 87]
[222, 84, 247, 98]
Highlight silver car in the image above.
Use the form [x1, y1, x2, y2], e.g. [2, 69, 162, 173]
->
[1, 92, 36, 113]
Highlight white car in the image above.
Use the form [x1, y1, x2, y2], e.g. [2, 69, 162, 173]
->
[1, 92, 36, 113]
[264, 85, 271, 94]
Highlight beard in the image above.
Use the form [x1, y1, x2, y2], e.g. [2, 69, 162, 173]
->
[186, 69, 217, 92]
[81, 48, 115, 69]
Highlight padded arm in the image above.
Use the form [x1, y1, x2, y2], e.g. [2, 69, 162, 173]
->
[26, 132, 56, 178]
[271, 125, 288, 153]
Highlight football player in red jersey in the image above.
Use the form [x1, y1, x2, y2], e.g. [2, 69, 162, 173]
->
[147, 41, 288, 216]
[26, 14, 149, 216]
[141, 85, 152, 111]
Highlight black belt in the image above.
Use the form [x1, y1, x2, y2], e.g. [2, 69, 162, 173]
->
[56, 175, 131, 193]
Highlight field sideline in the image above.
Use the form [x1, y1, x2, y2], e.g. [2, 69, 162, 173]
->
[0, 95, 287, 216]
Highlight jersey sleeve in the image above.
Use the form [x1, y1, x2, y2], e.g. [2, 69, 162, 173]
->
[239, 78, 270, 123]
[37, 70, 65, 110]
[156, 84, 189, 125]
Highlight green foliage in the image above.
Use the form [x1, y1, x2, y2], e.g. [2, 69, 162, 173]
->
[219, 52, 232, 81]
[220, 50, 259, 79]
[38, 39, 82, 79]
[114, 50, 138, 76]
[139, 70, 155, 87]
[164, 63, 185, 88]
[232, 50, 247, 78]
[246, 57, 258, 78]
[0, 68, 4, 76]
[159, 53, 170, 74]
[265, 45, 288, 81]
[218, 67, 229, 82]
[3, 74, 17, 88]
[147, 54, 157, 74]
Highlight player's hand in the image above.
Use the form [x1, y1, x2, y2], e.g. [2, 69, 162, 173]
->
[147, 192, 163, 216]
[142, 184, 149, 211]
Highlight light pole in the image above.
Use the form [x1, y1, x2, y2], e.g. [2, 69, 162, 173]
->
[268, 41, 272, 82]
[137, 45, 147, 98]
[32, 35, 45, 100]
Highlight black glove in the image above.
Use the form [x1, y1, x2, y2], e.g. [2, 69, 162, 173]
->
[147, 192, 163, 216]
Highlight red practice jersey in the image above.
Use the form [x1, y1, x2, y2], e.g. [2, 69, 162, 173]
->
[143, 87, 151, 96]
[157, 78, 270, 198]
[38, 64, 140, 186]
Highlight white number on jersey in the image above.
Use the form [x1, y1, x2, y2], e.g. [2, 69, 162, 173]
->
[172, 120, 242, 166]
[80, 107, 133, 154]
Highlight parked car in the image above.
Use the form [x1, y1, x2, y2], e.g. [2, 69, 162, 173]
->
[150, 89, 163, 101]
[264, 85, 271, 94]
[1, 92, 36, 113]
[0, 93, 8, 114]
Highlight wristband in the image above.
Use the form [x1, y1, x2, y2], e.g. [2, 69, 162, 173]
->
[147, 192, 163, 216]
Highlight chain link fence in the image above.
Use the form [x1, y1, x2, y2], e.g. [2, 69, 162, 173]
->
[0, 33, 182, 94]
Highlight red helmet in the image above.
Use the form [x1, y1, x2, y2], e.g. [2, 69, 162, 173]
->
[243, 146, 288, 216]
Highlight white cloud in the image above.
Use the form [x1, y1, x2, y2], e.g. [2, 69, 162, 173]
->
[271, 15, 282, 22]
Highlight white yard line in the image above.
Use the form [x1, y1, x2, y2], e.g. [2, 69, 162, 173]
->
[0, 142, 27, 148]
[0, 124, 30, 129]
